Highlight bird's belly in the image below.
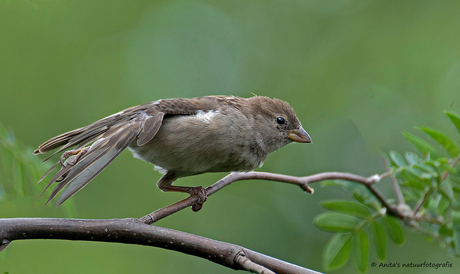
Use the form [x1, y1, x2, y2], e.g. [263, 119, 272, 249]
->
[128, 115, 265, 176]
[128, 142, 261, 176]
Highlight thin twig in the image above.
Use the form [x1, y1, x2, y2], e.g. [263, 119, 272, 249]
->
[412, 187, 434, 215]
[383, 157, 405, 205]
[140, 171, 403, 224]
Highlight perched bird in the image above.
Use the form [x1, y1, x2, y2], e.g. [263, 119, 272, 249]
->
[34, 95, 312, 210]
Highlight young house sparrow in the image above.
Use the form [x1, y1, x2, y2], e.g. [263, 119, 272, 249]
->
[35, 95, 311, 210]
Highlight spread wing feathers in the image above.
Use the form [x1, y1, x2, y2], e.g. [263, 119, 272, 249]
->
[34, 97, 230, 205]
[35, 107, 166, 205]
[45, 120, 144, 206]
[34, 113, 132, 161]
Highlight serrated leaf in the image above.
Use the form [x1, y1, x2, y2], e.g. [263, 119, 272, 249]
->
[446, 111, 460, 138]
[405, 152, 420, 165]
[352, 229, 369, 273]
[418, 127, 460, 157]
[320, 200, 372, 220]
[369, 221, 386, 260]
[403, 131, 442, 158]
[324, 233, 352, 270]
[314, 212, 360, 233]
[382, 216, 405, 245]
[389, 151, 406, 167]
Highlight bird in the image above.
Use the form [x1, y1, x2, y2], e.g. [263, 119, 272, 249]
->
[34, 95, 312, 210]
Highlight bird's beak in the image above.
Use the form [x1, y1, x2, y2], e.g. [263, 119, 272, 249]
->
[288, 127, 312, 143]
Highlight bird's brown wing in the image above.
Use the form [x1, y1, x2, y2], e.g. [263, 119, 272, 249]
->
[44, 119, 143, 205]
[35, 97, 224, 206]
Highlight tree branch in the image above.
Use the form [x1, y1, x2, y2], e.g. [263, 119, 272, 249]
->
[1, 170, 407, 273]
[0, 218, 320, 274]
[140, 171, 402, 224]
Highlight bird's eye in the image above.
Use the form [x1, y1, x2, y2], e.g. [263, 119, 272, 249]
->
[276, 117, 285, 125]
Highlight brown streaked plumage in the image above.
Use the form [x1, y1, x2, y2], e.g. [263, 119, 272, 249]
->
[35, 95, 312, 209]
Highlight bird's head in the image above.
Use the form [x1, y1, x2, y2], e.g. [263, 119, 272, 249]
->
[246, 96, 312, 153]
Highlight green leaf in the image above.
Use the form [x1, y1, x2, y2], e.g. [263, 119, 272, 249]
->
[320, 200, 372, 220]
[382, 216, 405, 245]
[352, 229, 370, 273]
[405, 166, 424, 178]
[324, 233, 352, 270]
[441, 180, 456, 200]
[353, 186, 381, 211]
[321, 180, 354, 191]
[446, 111, 460, 137]
[389, 151, 406, 167]
[439, 223, 453, 237]
[413, 163, 438, 177]
[452, 211, 460, 256]
[0, 122, 77, 216]
[451, 176, 460, 193]
[427, 196, 440, 213]
[401, 179, 426, 191]
[437, 196, 450, 216]
[451, 228, 460, 257]
[314, 212, 360, 233]
[452, 210, 460, 226]
[403, 131, 442, 158]
[369, 221, 386, 260]
[405, 152, 420, 165]
[418, 127, 460, 157]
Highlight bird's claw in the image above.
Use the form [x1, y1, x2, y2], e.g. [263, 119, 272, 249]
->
[190, 186, 207, 212]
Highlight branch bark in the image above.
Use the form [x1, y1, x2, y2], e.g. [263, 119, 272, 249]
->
[140, 171, 402, 224]
[0, 218, 320, 274]
[1, 170, 402, 273]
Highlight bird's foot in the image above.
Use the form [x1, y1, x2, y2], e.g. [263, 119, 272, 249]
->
[189, 186, 207, 212]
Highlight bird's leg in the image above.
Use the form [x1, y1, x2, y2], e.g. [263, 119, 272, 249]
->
[59, 147, 90, 167]
[157, 172, 207, 212]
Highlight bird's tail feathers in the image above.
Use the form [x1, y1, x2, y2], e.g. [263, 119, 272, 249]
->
[35, 110, 164, 205]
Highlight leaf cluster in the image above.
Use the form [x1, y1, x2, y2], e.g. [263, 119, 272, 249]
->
[316, 111, 460, 273]
[0, 123, 75, 215]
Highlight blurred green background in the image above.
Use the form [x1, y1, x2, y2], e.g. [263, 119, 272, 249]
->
[1, 0, 460, 273]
